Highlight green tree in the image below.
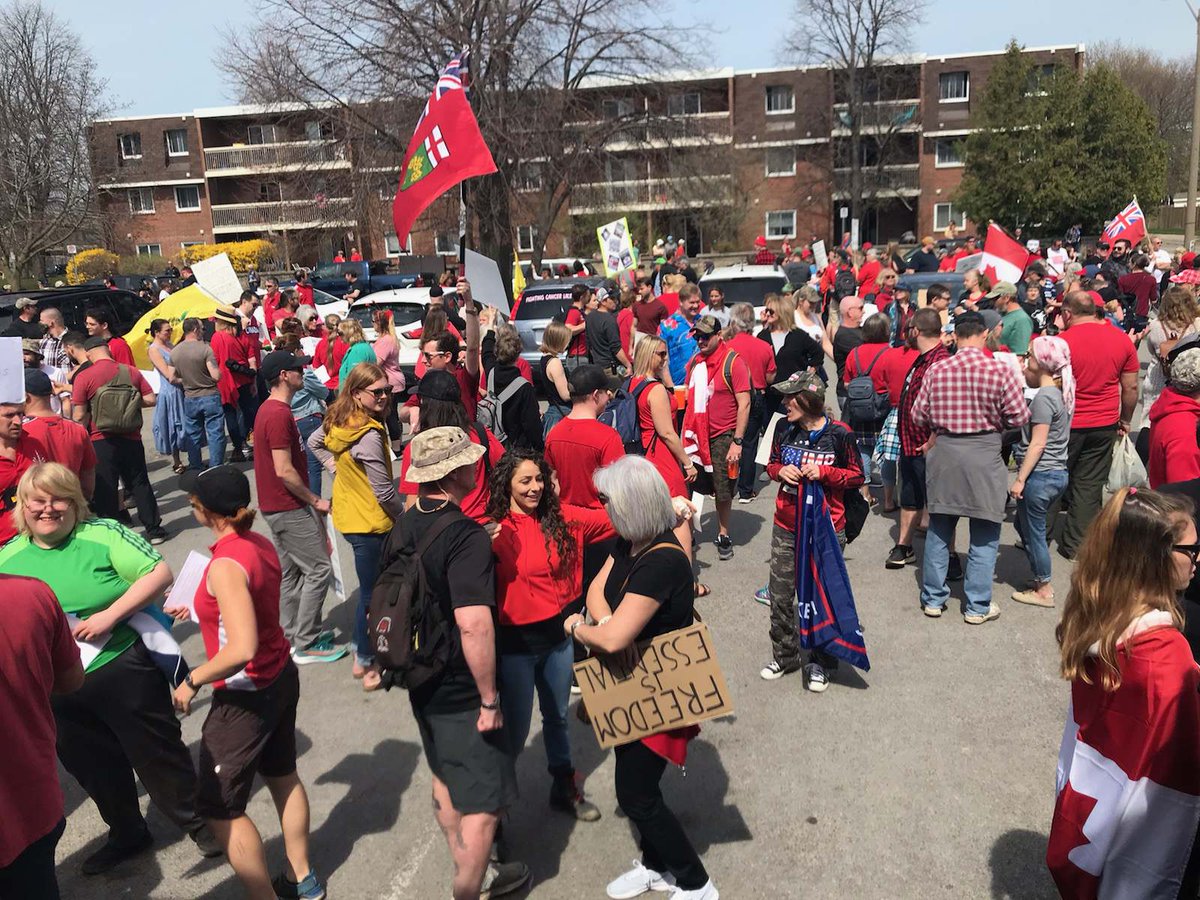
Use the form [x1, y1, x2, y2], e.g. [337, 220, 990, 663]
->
[956, 41, 1166, 235]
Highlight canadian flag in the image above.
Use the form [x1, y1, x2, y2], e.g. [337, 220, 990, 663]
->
[1047, 622, 1200, 899]
[681, 359, 713, 472]
[978, 223, 1027, 285]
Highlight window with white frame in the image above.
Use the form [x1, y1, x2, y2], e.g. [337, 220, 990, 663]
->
[939, 71, 969, 103]
[667, 92, 701, 116]
[765, 210, 796, 239]
[119, 133, 142, 159]
[765, 85, 795, 114]
[934, 202, 967, 231]
[247, 124, 278, 145]
[516, 225, 537, 253]
[934, 139, 963, 167]
[127, 187, 154, 214]
[384, 233, 411, 255]
[765, 146, 796, 177]
[174, 185, 201, 211]
[515, 161, 542, 192]
[602, 97, 636, 120]
[165, 129, 188, 156]
[136, 244, 162, 257]
[181, 241, 202, 250]
[435, 232, 460, 255]
[305, 120, 334, 141]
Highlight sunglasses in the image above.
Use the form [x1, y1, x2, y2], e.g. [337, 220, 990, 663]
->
[1174, 543, 1200, 565]
[422, 351, 449, 361]
[656, 350, 668, 358]
[597, 492, 610, 504]
[763, 309, 778, 317]
[360, 387, 391, 399]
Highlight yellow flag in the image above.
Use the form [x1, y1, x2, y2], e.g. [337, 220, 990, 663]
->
[123, 284, 221, 370]
[512, 250, 526, 302]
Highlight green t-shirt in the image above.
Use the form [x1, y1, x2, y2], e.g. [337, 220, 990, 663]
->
[1000, 308, 1034, 356]
[0, 518, 162, 672]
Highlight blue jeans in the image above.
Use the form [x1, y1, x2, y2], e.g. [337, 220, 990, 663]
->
[345, 532, 384, 665]
[183, 394, 226, 470]
[921, 513, 1001, 616]
[498, 637, 574, 774]
[1015, 468, 1069, 585]
[295, 414, 324, 496]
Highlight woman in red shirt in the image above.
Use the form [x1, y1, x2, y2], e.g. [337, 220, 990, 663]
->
[486, 449, 613, 821]
[310, 314, 348, 390]
[210, 307, 255, 462]
[169, 465, 325, 900]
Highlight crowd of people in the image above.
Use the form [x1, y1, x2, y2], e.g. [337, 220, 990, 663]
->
[8, 223, 1200, 899]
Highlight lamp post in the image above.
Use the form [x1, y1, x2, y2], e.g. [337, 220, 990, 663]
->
[1185, 1, 1200, 248]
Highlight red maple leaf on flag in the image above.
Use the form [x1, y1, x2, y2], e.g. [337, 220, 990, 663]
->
[981, 263, 1000, 284]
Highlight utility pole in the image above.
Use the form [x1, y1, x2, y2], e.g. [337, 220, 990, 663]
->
[1187, 1, 1200, 248]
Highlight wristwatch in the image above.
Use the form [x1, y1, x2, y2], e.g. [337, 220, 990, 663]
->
[481, 696, 500, 711]
[732, 437, 744, 446]
[570, 618, 584, 639]
[185, 673, 200, 692]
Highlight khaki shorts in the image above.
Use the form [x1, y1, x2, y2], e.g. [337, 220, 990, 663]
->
[710, 432, 737, 503]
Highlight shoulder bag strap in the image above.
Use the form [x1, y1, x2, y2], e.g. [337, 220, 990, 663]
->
[413, 510, 462, 561]
[618, 541, 690, 596]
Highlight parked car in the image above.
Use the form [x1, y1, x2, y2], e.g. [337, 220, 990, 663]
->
[518, 257, 600, 281]
[698, 264, 788, 310]
[511, 276, 607, 368]
[347, 289, 438, 390]
[0, 287, 153, 338]
[310, 258, 447, 298]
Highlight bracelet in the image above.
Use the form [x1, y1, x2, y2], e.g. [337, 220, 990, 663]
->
[597, 616, 612, 626]
[481, 696, 500, 710]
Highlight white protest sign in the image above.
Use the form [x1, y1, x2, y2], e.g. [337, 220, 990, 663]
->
[323, 512, 346, 602]
[141, 368, 162, 395]
[0, 337, 22, 403]
[165, 551, 211, 623]
[812, 240, 828, 272]
[756, 412, 785, 467]
[464, 249, 511, 318]
[597, 216, 636, 277]
[191, 253, 244, 306]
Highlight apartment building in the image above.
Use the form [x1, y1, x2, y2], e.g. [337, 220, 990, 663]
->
[90, 44, 1083, 268]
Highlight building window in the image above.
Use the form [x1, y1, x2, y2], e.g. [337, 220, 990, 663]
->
[174, 185, 201, 211]
[305, 120, 334, 141]
[934, 202, 967, 231]
[384, 233, 411, 255]
[258, 182, 282, 202]
[435, 232, 460, 255]
[939, 71, 969, 103]
[127, 187, 154, 214]
[602, 97, 636, 119]
[515, 161, 542, 192]
[181, 241, 202, 250]
[516, 225, 537, 253]
[1026, 63, 1057, 96]
[667, 92, 701, 116]
[135, 244, 162, 257]
[765, 85, 795, 114]
[934, 139, 963, 167]
[119, 133, 142, 159]
[247, 124, 278, 145]
[605, 155, 639, 183]
[765, 210, 796, 239]
[165, 129, 188, 156]
[765, 146, 796, 177]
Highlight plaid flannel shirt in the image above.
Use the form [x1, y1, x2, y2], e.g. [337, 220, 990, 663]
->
[910, 347, 1031, 437]
[897, 343, 949, 456]
[40, 333, 68, 371]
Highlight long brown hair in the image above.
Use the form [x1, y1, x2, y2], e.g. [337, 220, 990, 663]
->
[326, 362, 386, 429]
[323, 313, 341, 361]
[1159, 285, 1200, 333]
[485, 449, 576, 575]
[1057, 488, 1194, 690]
[420, 307, 450, 346]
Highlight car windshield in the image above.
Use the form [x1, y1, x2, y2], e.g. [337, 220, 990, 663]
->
[312, 262, 351, 280]
[349, 303, 426, 332]
[311, 289, 342, 306]
[514, 286, 576, 321]
[701, 277, 787, 307]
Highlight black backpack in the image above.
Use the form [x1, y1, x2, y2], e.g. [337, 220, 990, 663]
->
[844, 346, 891, 426]
[598, 377, 655, 454]
[833, 268, 858, 301]
[369, 511, 462, 691]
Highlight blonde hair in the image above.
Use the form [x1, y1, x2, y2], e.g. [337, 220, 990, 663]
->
[373, 308, 397, 340]
[339, 318, 367, 345]
[15, 463, 93, 536]
[770, 293, 798, 332]
[661, 273, 687, 293]
[1057, 488, 1193, 691]
[1159, 285, 1200, 333]
[633, 335, 668, 378]
[539, 320, 571, 355]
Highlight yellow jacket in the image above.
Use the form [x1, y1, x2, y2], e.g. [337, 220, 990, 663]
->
[323, 417, 395, 535]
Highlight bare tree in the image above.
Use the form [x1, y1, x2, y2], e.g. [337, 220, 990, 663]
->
[786, 0, 926, 238]
[0, 0, 106, 283]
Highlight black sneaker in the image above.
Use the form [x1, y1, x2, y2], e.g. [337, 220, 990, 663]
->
[81, 829, 153, 876]
[947, 552, 963, 582]
[145, 527, 168, 546]
[190, 824, 223, 858]
[230, 449, 247, 463]
[885, 545, 915, 569]
[714, 534, 734, 561]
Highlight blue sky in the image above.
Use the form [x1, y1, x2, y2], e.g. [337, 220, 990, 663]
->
[52, 0, 1197, 116]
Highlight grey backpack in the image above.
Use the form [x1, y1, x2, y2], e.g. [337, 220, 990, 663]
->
[475, 369, 527, 444]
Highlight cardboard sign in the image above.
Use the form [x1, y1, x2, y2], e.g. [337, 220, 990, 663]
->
[464, 249, 511, 317]
[191, 253, 244, 305]
[596, 216, 636, 277]
[573, 621, 733, 749]
[0, 337, 24, 403]
[812, 239, 828, 272]
[954, 252, 984, 274]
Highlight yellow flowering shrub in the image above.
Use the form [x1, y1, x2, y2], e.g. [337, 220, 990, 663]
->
[66, 249, 119, 285]
[181, 240, 277, 271]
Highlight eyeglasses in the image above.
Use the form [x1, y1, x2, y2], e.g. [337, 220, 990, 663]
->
[359, 387, 391, 399]
[655, 350, 668, 359]
[422, 351, 448, 361]
[1174, 543, 1200, 565]
[24, 497, 70, 512]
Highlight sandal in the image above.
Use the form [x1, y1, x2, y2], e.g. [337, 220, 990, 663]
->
[694, 583, 711, 598]
[172, 462, 188, 474]
[362, 669, 383, 692]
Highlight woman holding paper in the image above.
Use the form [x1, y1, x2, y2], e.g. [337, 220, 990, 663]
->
[0, 463, 220, 874]
[563, 455, 717, 900]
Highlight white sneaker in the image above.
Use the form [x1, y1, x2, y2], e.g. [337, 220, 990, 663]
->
[964, 603, 1001, 625]
[759, 660, 798, 681]
[606, 860, 676, 899]
[670, 881, 719, 899]
[804, 662, 829, 693]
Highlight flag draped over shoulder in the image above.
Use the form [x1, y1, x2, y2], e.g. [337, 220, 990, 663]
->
[392, 51, 498, 244]
[794, 482, 869, 671]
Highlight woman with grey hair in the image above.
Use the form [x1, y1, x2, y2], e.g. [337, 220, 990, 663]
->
[483, 323, 542, 450]
[564, 456, 717, 900]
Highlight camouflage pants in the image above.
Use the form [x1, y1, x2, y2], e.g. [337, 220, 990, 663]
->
[767, 521, 843, 671]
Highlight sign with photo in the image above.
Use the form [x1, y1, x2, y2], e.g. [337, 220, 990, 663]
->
[596, 216, 636, 277]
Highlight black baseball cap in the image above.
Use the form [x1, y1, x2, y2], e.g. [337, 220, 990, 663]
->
[954, 310, 986, 331]
[568, 364, 610, 398]
[24, 368, 52, 397]
[261, 349, 310, 381]
[417, 368, 462, 402]
[178, 465, 251, 517]
[83, 336, 109, 351]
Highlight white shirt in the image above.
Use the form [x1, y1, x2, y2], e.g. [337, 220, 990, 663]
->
[1152, 248, 1172, 284]
[158, 289, 171, 302]
[1046, 247, 1068, 277]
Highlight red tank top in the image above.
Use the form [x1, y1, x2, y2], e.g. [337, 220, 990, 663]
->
[195, 531, 291, 690]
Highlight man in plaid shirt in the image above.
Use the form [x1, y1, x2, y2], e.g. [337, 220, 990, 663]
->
[38, 308, 69, 371]
[910, 310, 1030, 623]
[887, 308, 949, 570]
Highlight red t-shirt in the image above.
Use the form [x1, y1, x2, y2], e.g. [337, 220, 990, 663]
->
[1118, 271, 1158, 317]
[71, 359, 153, 442]
[565, 306, 588, 357]
[658, 292, 681, 317]
[692, 343, 751, 436]
[295, 283, 314, 308]
[856, 260, 881, 297]
[842, 342, 892, 390]
[262, 291, 284, 331]
[544, 417, 625, 509]
[240, 319, 265, 364]
[195, 531, 291, 690]
[253, 399, 306, 513]
[617, 307, 634, 360]
[0, 450, 32, 547]
[107, 336, 135, 367]
[20, 416, 97, 473]
[399, 425, 504, 523]
[875, 346, 919, 406]
[0, 576, 79, 867]
[727, 332, 777, 390]
[210, 330, 253, 402]
[1062, 322, 1139, 429]
[632, 298, 668, 335]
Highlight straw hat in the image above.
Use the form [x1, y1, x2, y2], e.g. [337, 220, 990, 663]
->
[213, 305, 240, 325]
[407, 427, 486, 483]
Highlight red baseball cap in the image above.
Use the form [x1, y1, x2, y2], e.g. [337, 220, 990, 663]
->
[754, 235, 767, 248]
[1087, 290, 1105, 309]
[1183, 251, 1197, 269]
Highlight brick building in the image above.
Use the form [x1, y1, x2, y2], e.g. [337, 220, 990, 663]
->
[89, 44, 1083, 269]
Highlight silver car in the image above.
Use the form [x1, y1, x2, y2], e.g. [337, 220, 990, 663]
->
[511, 276, 607, 367]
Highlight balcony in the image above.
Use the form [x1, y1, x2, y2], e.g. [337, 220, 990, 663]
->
[569, 175, 734, 215]
[568, 113, 732, 152]
[210, 197, 355, 233]
[831, 100, 922, 136]
[203, 141, 350, 177]
[832, 164, 920, 199]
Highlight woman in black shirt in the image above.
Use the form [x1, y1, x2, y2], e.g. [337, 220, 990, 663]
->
[481, 325, 542, 450]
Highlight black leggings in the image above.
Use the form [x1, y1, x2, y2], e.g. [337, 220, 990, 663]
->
[614, 741, 708, 890]
[0, 818, 63, 900]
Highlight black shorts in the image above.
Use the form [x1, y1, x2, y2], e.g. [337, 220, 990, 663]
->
[899, 453, 927, 511]
[196, 662, 300, 819]
[414, 706, 517, 815]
